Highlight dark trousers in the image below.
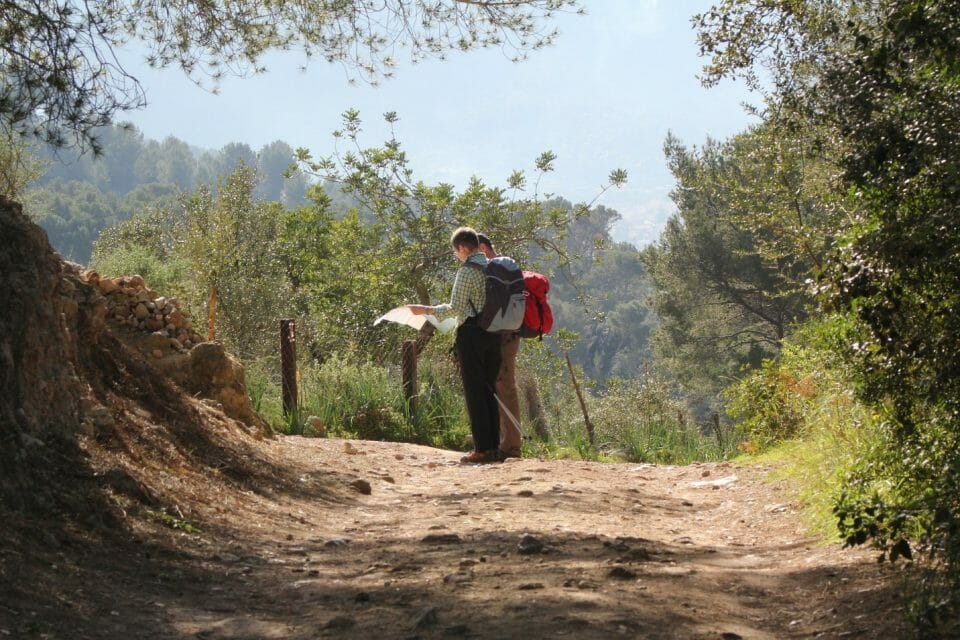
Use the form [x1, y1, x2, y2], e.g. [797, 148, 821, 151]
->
[455, 320, 502, 452]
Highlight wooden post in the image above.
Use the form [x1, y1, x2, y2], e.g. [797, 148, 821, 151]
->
[712, 412, 725, 450]
[564, 351, 595, 448]
[207, 286, 218, 341]
[402, 340, 418, 416]
[280, 319, 298, 418]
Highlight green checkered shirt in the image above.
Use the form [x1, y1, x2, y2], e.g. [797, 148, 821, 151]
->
[430, 251, 487, 324]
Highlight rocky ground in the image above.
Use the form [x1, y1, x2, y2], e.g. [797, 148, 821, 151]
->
[1, 436, 910, 640]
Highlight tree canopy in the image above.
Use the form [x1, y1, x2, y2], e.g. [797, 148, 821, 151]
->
[1, 0, 580, 150]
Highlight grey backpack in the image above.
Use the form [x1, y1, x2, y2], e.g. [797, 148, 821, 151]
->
[467, 257, 526, 333]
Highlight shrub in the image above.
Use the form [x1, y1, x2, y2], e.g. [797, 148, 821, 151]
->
[592, 375, 732, 464]
[90, 244, 189, 301]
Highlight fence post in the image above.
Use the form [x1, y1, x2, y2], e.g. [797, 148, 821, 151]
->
[402, 340, 418, 417]
[280, 319, 298, 418]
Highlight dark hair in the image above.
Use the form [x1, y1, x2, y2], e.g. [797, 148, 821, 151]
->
[450, 226, 479, 250]
[476, 232, 492, 248]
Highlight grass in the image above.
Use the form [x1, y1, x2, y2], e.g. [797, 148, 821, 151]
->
[245, 353, 741, 465]
[245, 353, 470, 450]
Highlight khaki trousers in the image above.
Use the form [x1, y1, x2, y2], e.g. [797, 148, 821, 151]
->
[497, 333, 522, 455]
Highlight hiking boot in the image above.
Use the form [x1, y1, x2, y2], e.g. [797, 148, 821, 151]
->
[460, 450, 498, 464]
[497, 448, 522, 461]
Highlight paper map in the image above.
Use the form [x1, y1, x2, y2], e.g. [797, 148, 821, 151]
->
[373, 306, 457, 334]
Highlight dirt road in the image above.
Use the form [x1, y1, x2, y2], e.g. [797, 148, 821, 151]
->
[1, 437, 908, 639]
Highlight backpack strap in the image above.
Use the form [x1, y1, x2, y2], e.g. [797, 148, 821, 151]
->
[464, 261, 484, 318]
[535, 297, 544, 340]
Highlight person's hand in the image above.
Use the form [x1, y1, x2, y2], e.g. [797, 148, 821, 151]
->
[406, 304, 431, 316]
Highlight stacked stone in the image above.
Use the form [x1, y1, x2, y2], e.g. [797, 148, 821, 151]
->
[80, 271, 205, 353]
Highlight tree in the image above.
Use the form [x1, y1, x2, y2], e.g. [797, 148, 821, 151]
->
[31, 178, 123, 262]
[0, 126, 47, 201]
[292, 110, 626, 359]
[535, 200, 654, 384]
[217, 143, 257, 181]
[178, 162, 294, 359]
[697, 0, 960, 628]
[1, 0, 581, 150]
[256, 141, 297, 203]
[641, 130, 818, 408]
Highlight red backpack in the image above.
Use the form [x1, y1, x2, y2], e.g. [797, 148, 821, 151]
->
[519, 271, 553, 340]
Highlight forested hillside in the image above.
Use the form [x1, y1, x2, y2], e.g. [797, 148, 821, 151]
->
[28, 124, 310, 265]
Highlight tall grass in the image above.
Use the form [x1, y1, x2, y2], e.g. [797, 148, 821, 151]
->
[245, 352, 470, 449]
[723, 317, 883, 539]
[589, 375, 737, 464]
[245, 349, 737, 464]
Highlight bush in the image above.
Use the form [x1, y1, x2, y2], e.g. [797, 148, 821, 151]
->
[724, 359, 809, 453]
[591, 375, 733, 464]
[89, 244, 189, 300]
[722, 316, 889, 539]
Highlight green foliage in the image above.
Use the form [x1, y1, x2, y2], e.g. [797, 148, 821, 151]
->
[31, 178, 125, 262]
[2, 1, 581, 149]
[177, 163, 296, 359]
[725, 314, 858, 449]
[92, 162, 297, 359]
[300, 353, 411, 440]
[718, 315, 883, 541]
[0, 0, 577, 152]
[33, 124, 310, 264]
[90, 244, 188, 298]
[90, 197, 184, 265]
[725, 359, 808, 452]
[694, 2, 960, 626]
[291, 110, 628, 362]
[142, 507, 200, 534]
[545, 203, 655, 383]
[641, 126, 827, 413]
[0, 126, 47, 203]
[251, 352, 470, 450]
[593, 375, 734, 464]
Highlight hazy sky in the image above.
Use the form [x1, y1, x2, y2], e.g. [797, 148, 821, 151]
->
[118, 1, 757, 247]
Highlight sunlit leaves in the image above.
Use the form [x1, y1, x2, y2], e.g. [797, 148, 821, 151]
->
[641, 128, 817, 406]
[698, 0, 960, 619]
[535, 150, 557, 173]
[287, 109, 626, 356]
[607, 168, 627, 187]
[178, 162, 295, 358]
[2, 1, 581, 150]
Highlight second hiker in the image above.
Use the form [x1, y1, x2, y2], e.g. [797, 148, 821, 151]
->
[477, 232, 523, 459]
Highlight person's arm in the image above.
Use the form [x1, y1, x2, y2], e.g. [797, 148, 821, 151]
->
[408, 263, 481, 321]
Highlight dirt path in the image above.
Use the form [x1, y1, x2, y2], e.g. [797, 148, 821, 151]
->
[2, 437, 909, 639]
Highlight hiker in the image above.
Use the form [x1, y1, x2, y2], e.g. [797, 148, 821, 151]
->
[407, 227, 502, 464]
[477, 232, 523, 460]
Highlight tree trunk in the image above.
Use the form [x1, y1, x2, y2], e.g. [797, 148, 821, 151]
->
[519, 369, 549, 441]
